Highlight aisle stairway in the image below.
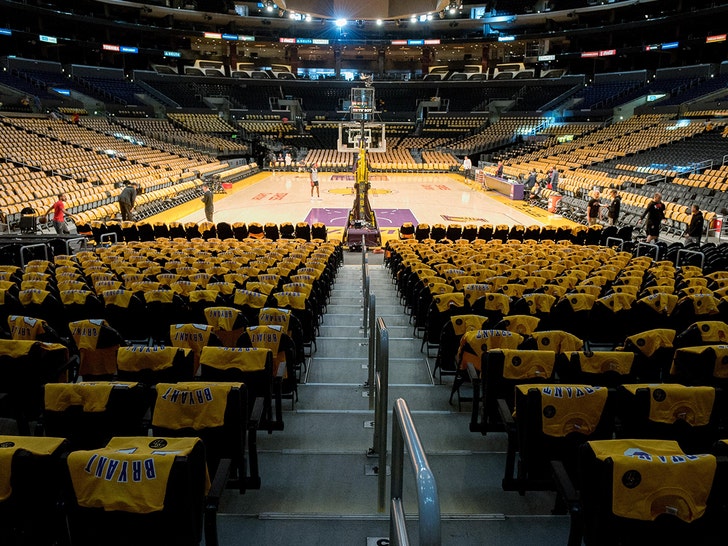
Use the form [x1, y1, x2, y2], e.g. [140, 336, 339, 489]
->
[215, 252, 570, 545]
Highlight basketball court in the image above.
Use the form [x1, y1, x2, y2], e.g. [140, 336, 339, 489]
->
[154, 170, 578, 244]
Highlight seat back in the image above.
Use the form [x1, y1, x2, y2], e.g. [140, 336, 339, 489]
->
[151, 382, 250, 490]
[0, 436, 70, 546]
[577, 439, 723, 545]
[63, 437, 208, 546]
[43, 382, 151, 450]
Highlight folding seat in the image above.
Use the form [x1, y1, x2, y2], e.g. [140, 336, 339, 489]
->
[311, 222, 327, 241]
[6, 314, 67, 344]
[247, 222, 265, 239]
[136, 222, 155, 242]
[116, 345, 195, 385]
[557, 350, 636, 387]
[588, 292, 637, 345]
[295, 222, 311, 241]
[523, 225, 541, 241]
[232, 289, 271, 324]
[445, 224, 462, 241]
[229, 221, 247, 240]
[470, 349, 558, 435]
[17, 288, 65, 333]
[421, 292, 466, 356]
[169, 323, 223, 374]
[151, 381, 259, 492]
[0, 339, 70, 434]
[204, 306, 248, 347]
[414, 223, 430, 241]
[279, 222, 295, 239]
[199, 345, 281, 433]
[239, 325, 297, 407]
[62, 436, 219, 546]
[631, 292, 679, 332]
[430, 223, 447, 241]
[549, 293, 596, 340]
[167, 221, 186, 239]
[432, 314, 489, 384]
[59, 289, 105, 326]
[501, 384, 615, 494]
[617, 384, 721, 454]
[468, 292, 511, 324]
[100, 289, 147, 341]
[398, 222, 415, 240]
[508, 225, 525, 242]
[0, 435, 71, 546]
[556, 439, 725, 546]
[42, 382, 151, 450]
[256, 307, 306, 378]
[620, 328, 676, 382]
[264, 222, 279, 241]
[121, 221, 139, 242]
[269, 291, 318, 361]
[216, 221, 234, 240]
[674, 320, 728, 348]
[142, 290, 190, 343]
[450, 329, 525, 409]
[69, 318, 126, 380]
[188, 289, 228, 324]
[493, 314, 540, 336]
[493, 224, 509, 242]
[672, 294, 720, 332]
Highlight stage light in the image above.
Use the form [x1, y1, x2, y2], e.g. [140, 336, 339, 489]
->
[410, 15, 417, 23]
[375, 19, 383, 26]
[335, 18, 347, 27]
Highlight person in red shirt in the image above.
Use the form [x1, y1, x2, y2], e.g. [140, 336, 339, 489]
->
[46, 193, 73, 234]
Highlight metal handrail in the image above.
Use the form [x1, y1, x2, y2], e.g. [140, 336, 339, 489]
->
[366, 292, 376, 402]
[635, 241, 661, 260]
[605, 236, 624, 250]
[19, 243, 48, 267]
[99, 232, 118, 244]
[390, 398, 441, 546]
[676, 248, 705, 270]
[368, 318, 389, 512]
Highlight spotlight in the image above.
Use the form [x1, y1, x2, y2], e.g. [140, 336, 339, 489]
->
[264, 0, 275, 13]
[410, 15, 417, 23]
[335, 18, 347, 27]
[376, 19, 383, 26]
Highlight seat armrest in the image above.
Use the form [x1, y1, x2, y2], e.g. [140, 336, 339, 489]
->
[205, 458, 233, 546]
[249, 396, 265, 430]
[497, 398, 515, 431]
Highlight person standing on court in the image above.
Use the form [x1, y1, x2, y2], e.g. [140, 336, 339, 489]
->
[685, 204, 704, 245]
[117, 181, 137, 221]
[46, 192, 73, 234]
[525, 169, 538, 191]
[200, 183, 214, 222]
[638, 192, 666, 242]
[605, 189, 621, 225]
[462, 156, 472, 180]
[310, 163, 320, 199]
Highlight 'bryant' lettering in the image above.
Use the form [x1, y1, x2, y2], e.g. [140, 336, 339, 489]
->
[208, 308, 233, 318]
[83, 453, 156, 482]
[160, 386, 213, 405]
[541, 386, 600, 398]
[72, 326, 99, 337]
[173, 332, 206, 342]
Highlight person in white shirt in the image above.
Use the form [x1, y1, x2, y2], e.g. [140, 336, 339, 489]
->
[462, 156, 472, 180]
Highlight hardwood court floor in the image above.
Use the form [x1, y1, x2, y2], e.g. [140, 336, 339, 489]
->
[151, 171, 577, 244]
